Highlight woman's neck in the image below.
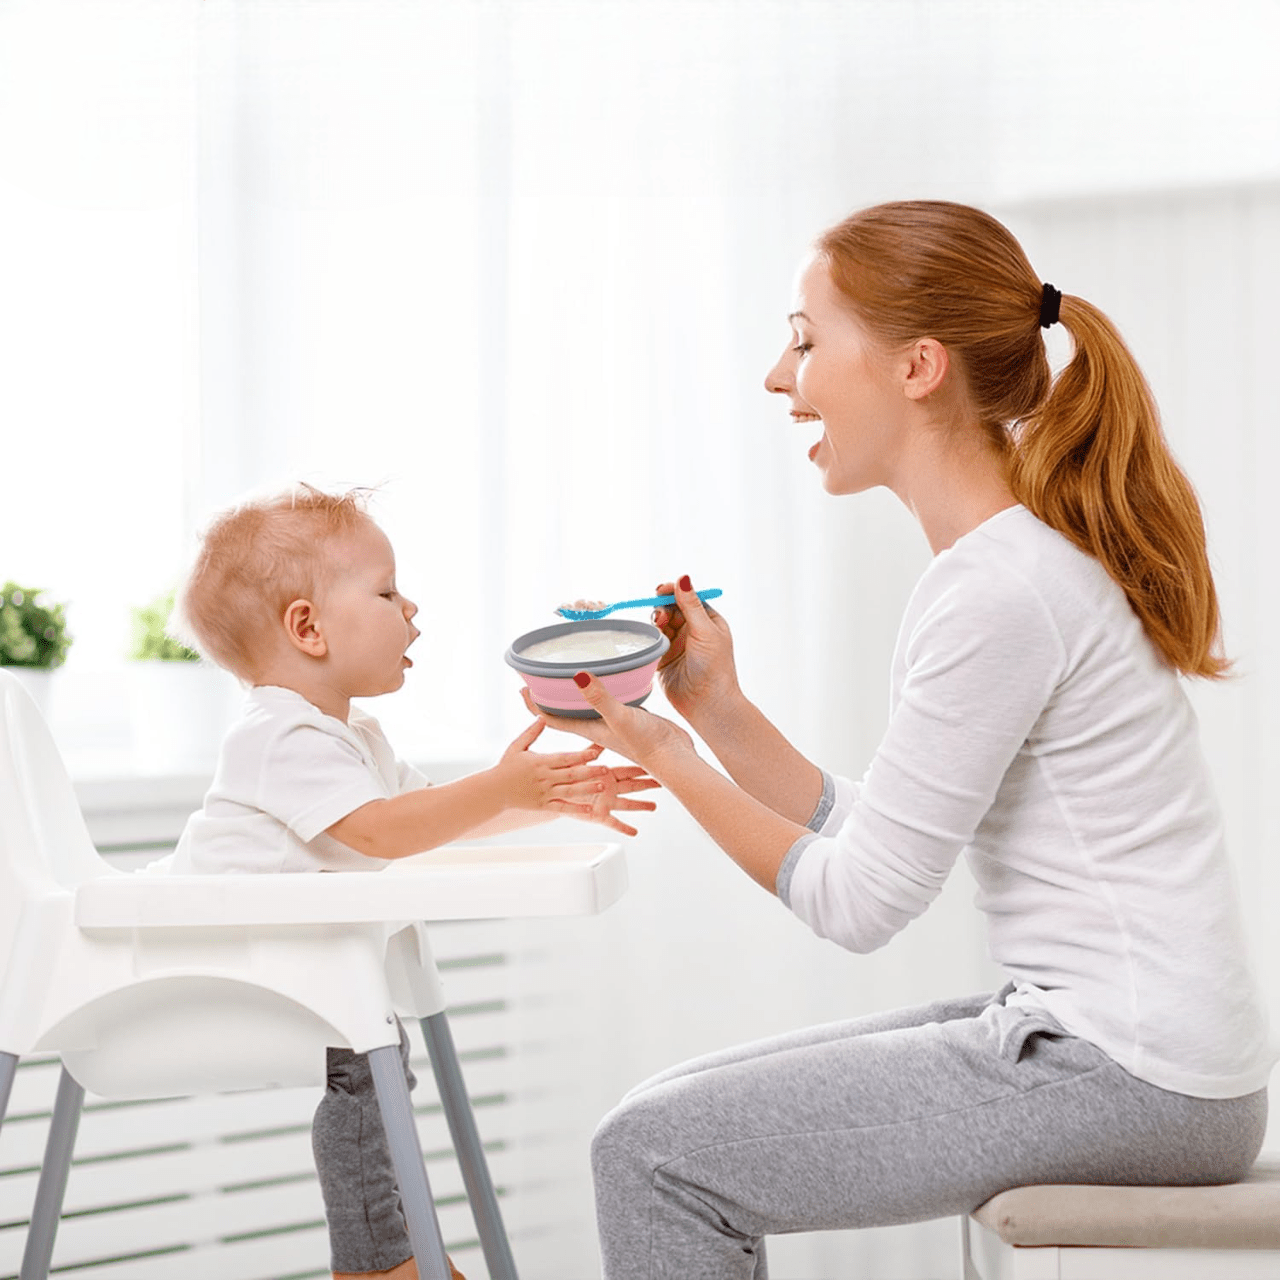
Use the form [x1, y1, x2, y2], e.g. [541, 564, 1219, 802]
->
[891, 420, 1018, 555]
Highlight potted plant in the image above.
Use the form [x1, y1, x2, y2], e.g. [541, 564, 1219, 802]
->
[0, 581, 72, 717]
[127, 589, 235, 773]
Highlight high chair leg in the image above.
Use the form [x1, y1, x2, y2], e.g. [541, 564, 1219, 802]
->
[0, 1051, 16, 1137]
[421, 1011, 519, 1280]
[369, 1042, 452, 1280]
[21, 1064, 84, 1280]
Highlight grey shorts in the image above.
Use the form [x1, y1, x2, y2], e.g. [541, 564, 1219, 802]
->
[312, 1019, 417, 1273]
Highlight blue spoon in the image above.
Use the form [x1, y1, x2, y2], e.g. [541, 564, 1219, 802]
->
[557, 588, 723, 621]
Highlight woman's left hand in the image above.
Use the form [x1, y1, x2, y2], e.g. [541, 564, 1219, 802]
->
[520, 674, 696, 774]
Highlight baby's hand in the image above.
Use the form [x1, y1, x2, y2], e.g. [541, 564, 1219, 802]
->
[495, 720, 610, 815]
[568, 764, 660, 836]
[494, 721, 660, 835]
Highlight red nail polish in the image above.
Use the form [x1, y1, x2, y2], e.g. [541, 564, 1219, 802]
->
[679, 574, 692, 592]
[573, 671, 591, 688]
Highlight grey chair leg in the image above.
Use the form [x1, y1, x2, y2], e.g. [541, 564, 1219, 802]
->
[0, 1051, 17, 1137]
[960, 1213, 980, 1280]
[420, 1012, 519, 1280]
[369, 1043, 452, 1280]
[20, 1064, 84, 1280]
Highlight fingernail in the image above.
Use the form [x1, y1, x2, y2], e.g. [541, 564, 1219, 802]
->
[679, 574, 692, 592]
[573, 671, 591, 688]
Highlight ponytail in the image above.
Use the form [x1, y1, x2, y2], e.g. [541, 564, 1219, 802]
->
[1010, 296, 1228, 679]
[816, 201, 1228, 680]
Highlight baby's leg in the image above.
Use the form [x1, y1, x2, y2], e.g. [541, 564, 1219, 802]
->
[316, 1020, 468, 1279]
[333, 1257, 468, 1279]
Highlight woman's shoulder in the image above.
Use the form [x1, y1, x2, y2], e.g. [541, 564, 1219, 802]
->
[933, 506, 1116, 611]
[904, 505, 1125, 659]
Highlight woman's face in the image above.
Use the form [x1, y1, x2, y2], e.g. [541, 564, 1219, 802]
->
[764, 253, 907, 495]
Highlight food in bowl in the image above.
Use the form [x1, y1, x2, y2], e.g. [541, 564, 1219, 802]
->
[505, 620, 670, 719]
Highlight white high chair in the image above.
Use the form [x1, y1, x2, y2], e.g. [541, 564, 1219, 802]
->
[0, 669, 627, 1280]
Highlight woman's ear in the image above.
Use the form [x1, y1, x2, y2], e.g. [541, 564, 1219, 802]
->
[283, 598, 327, 657]
[902, 337, 949, 401]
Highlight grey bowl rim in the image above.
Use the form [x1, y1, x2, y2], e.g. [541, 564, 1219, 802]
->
[504, 618, 670, 677]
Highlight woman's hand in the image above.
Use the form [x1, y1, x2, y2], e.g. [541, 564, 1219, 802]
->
[520, 678, 696, 776]
[651, 574, 740, 723]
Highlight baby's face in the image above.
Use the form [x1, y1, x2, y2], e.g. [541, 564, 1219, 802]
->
[317, 520, 420, 698]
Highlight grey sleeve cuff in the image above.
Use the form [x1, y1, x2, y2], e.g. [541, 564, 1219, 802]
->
[776, 830, 821, 908]
[806, 770, 837, 832]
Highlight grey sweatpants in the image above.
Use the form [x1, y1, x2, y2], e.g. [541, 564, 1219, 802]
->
[312, 1019, 417, 1274]
[591, 987, 1267, 1280]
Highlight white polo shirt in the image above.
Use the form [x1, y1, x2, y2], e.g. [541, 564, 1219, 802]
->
[170, 685, 429, 875]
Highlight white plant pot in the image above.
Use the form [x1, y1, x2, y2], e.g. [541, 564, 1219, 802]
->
[1, 666, 55, 722]
[128, 661, 238, 774]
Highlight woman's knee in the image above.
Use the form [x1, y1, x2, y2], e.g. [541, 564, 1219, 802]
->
[591, 1091, 669, 1188]
[591, 1099, 637, 1180]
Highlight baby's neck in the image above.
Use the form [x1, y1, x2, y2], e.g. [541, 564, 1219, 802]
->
[252, 666, 351, 724]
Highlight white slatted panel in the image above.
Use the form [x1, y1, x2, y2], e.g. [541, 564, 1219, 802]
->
[0, 790, 528, 1280]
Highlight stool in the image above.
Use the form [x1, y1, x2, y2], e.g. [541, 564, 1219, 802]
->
[962, 1155, 1280, 1278]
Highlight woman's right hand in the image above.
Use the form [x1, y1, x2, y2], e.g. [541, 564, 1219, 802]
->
[652, 574, 740, 722]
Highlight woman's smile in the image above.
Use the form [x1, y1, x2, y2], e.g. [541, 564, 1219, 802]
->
[788, 407, 823, 460]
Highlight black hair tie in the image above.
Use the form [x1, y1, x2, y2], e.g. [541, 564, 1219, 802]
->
[1039, 283, 1062, 329]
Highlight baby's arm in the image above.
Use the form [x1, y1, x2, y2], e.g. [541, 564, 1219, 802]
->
[326, 720, 636, 860]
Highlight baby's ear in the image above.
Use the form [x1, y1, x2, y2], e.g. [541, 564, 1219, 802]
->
[283, 598, 327, 657]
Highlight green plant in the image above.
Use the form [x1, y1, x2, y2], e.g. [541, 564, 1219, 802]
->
[129, 589, 201, 662]
[0, 582, 72, 669]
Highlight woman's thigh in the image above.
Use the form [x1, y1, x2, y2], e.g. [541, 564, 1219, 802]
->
[594, 996, 1266, 1252]
[620, 989, 997, 1103]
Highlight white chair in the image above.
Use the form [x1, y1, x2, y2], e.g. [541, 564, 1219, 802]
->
[0, 668, 627, 1280]
[961, 1155, 1280, 1279]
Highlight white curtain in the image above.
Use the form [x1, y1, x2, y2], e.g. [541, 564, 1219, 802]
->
[3, 3, 1279, 1277]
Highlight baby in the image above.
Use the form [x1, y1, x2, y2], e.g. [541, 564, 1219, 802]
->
[168, 483, 658, 1280]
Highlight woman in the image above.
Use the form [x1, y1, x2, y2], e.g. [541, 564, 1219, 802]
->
[530, 200, 1273, 1279]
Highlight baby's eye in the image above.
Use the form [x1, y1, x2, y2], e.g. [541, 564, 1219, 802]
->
[792, 342, 812, 356]
[381, 591, 397, 600]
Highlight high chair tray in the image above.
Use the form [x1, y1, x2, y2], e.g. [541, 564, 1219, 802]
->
[74, 842, 627, 928]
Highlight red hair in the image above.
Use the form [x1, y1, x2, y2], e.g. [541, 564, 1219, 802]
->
[815, 200, 1227, 680]
[175, 483, 373, 680]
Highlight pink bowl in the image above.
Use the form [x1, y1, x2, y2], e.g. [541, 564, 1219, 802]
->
[505, 620, 669, 719]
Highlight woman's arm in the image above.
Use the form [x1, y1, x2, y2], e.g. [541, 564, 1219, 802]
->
[531, 674, 807, 894]
[685, 690, 824, 828]
[652, 577, 823, 824]
[644, 742, 809, 893]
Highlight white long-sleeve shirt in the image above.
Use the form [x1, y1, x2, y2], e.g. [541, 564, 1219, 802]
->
[777, 505, 1273, 1099]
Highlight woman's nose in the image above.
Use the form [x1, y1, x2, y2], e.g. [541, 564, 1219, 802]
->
[764, 351, 793, 395]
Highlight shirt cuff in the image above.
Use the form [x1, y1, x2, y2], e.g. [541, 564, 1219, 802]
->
[806, 770, 837, 832]
[776, 830, 821, 908]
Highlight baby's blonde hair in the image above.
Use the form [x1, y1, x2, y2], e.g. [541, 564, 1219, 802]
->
[174, 483, 373, 680]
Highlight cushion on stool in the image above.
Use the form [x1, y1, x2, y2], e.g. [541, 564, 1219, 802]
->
[971, 1157, 1280, 1249]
